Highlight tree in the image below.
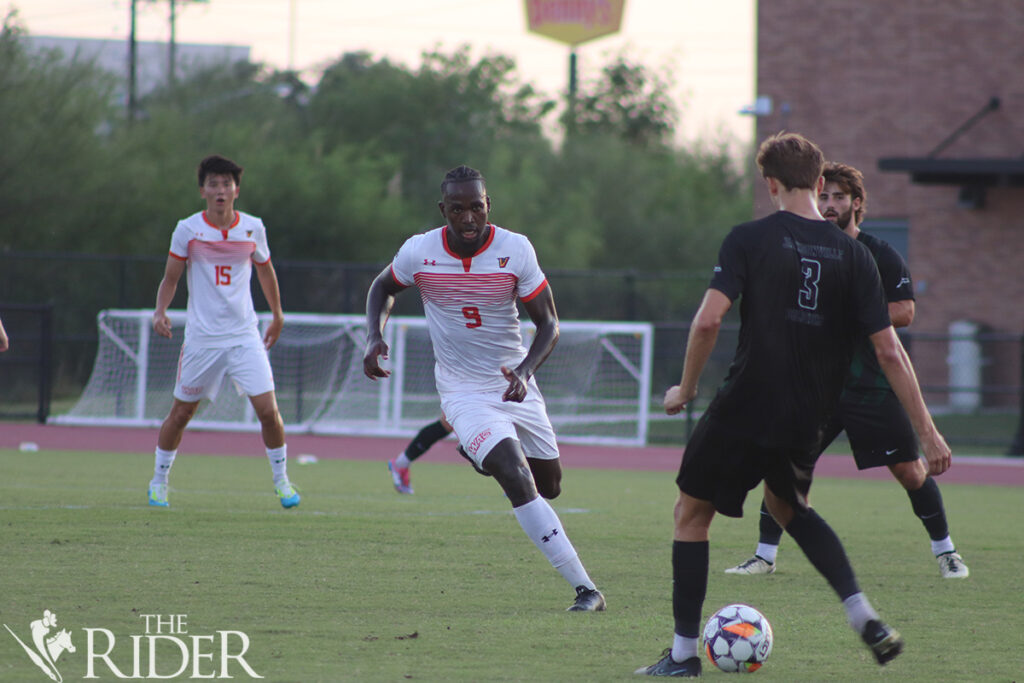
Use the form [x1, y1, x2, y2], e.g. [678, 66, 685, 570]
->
[562, 53, 678, 148]
[0, 11, 119, 251]
[309, 47, 556, 205]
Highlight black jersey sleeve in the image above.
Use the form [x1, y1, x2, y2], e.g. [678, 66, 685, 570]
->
[874, 242, 915, 303]
[851, 240, 892, 338]
[708, 225, 746, 301]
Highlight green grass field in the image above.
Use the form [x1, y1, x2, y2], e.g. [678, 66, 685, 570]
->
[1, 450, 1021, 682]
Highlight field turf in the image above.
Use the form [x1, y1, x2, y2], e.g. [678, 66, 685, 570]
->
[1, 449, 1021, 681]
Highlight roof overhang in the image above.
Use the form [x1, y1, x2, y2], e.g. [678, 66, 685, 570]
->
[878, 157, 1024, 209]
[878, 157, 1024, 187]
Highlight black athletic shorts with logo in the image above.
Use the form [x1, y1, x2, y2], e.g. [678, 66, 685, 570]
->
[820, 388, 919, 470]
[677, 415, 817, 518]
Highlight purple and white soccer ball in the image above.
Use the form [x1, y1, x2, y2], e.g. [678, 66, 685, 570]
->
[702, 603, 774, 673]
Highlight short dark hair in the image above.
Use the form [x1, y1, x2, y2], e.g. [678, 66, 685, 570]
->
[755, 132, 824, 191]
[198, 155, 243, 187]
[440, 165, 485, 196]
[822, 162, 867, 225]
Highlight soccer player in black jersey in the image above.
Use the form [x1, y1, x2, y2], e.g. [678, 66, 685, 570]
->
[635, 134, 952, 677]
[725, 162, 969, 580]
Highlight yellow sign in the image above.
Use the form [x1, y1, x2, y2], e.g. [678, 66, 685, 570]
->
[525, 0, 625, 47]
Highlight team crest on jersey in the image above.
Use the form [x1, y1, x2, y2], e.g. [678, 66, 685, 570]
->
[246, 230, 253, 237]
[497, 257, 510, 268]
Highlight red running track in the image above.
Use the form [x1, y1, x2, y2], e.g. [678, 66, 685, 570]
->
[3, 422, 1023, 486]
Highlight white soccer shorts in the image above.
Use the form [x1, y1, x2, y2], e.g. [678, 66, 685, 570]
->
[173, 339, 275, 402]
[441, 380, 559, 468]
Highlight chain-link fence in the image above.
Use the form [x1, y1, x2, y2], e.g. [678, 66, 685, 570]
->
[2, 250, 1021, 452]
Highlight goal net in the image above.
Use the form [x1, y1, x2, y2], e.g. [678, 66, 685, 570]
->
[54, 310, 653, 445]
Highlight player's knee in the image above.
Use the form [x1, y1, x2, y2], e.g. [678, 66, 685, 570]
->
[891, 460, 926, 490]
[167, 402, 199, 427]
[255, 407, 283, 427]
[537, 478, 561, 499]
[529, 460, 562, 499]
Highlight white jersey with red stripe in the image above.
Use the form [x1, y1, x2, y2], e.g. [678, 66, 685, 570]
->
[390, 224, 548, 394]
[169, 210, 270, 348]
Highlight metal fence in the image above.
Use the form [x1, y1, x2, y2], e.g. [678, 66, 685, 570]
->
[1, 250, 1021, 451]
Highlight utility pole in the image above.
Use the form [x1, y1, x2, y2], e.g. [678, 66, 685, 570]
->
[288, 0, 297, 70]
[128, 0, 138, 120]
[168, 0, 177, 85]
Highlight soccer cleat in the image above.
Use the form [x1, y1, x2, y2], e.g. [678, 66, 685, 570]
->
[937, 551, 969, 578]
[456, 444, 492, 477]
[567, 585, 606, 612]
[860, 619, 903, 665]
[724, 555, 776, 575]
[634, 649, 701, 677]
[388, 459, 413, 495]
[148, 483, 169, 507]
[275, 481, 301, 509]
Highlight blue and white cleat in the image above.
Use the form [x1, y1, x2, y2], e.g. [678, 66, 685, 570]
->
[148, 483, 169, 507]
[276, 481, 301, 509]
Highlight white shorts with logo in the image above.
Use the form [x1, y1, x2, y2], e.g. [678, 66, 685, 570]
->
[174, 338, 275, 402]
[440, 379, 559, 468]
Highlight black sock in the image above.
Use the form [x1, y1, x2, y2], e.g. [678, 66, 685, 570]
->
[907, 476, 949, 541]
[784, 509, 860, 600]
[672, 540, 709, 638]
[758, 499, 784, 546]
[405, 420, 450, 462]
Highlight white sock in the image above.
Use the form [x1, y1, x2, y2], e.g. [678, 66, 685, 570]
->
[267, 445, 288, 486]
[152, 448, 177, 484]
[842, 592, 879, 633]
[512, 497, 595, 590]
[671, 634, 698, 662]
[756, 543, 779, 564]
[931, 536, 955, 556]
[394, 452, 412, 469]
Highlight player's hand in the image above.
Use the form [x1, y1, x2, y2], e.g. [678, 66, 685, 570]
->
[501, 366, 528, 403]
[663, 385, 696, 415]
[263, 316, 284, 349]
[363, 338, 391, 380]
[152, 312, 173, 339]
[921, 429, 952, 476]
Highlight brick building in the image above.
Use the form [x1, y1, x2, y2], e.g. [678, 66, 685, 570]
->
[753, 0, 1024, 413]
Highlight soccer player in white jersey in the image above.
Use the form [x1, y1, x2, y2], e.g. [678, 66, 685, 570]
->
[364, 165, 605, 612]
[147, 155, 299, 510]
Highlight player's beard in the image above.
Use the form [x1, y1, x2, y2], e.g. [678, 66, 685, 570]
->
[825, 207, 854, 229]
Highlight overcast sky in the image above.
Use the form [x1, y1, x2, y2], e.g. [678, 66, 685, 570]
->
[14, 0, 756, 147]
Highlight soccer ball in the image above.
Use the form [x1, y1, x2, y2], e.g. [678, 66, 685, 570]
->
[702, 603, 773, 673]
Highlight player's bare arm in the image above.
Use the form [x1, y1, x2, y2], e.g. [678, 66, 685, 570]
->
[888, 299, 915, 328]
[255, 260, 284, 349]
[502, 286, 559, 403]
[0, 316, 8, 352]
[869, 326, 951, 475]
[363, 266, 405, 380]
[665, 288, 732, 415]
[152, 256, 186, 339]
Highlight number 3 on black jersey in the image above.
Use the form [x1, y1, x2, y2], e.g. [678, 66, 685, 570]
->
[798, 258, 820, 310]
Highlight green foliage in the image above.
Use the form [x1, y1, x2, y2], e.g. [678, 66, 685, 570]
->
[3, 24, 751, 275]
[310, 47, 556, 207]
[0, 12, 118, 250]
[1, 450, 1021, 681]
[563, 53, 679, 147]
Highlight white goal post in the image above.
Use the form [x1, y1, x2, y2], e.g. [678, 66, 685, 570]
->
[54, 310, 654, 446]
